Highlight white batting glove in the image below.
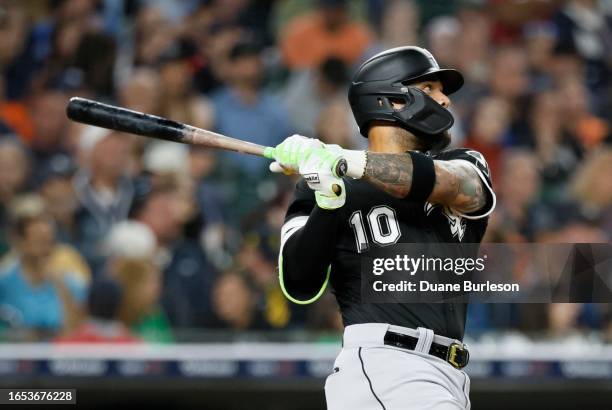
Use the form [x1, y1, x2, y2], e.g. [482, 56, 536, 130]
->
[298, 146, 346, 209]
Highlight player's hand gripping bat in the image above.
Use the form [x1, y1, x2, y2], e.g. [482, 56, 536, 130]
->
[65, 98, 347, 192]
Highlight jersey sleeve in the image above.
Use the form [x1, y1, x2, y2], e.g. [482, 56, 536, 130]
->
[436, 148, 496, 220]
[280, 178, 316, 254]
[279, 178, 333, 305]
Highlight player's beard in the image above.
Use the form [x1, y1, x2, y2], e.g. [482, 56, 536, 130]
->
[383, 126, 452, 153]
[419, 130, 451, 153]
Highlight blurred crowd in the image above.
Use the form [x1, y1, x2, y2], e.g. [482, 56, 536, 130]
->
[0, 0, 610, 344]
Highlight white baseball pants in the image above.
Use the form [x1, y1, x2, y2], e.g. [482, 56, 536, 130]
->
[325, 323, 471, 410]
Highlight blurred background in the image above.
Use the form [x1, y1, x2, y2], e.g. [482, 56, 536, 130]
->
[0, 0, 610, 408]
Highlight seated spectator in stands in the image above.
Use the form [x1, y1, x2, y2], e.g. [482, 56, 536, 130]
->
[189, 144, 228, 228]
[0, 139, 30, 257]
[520, 90, 582, 195]
[485, 149, 543, 242]
[0, 195, 86, 340]
[315, 97, 360, 149]
[237, 235, 290, 329]
[133, 5, 176, 67]
[142, 141, 213, 249]
[157, 45, 214, 131]
[306, 293, 343, 339]
[570, 148, 612, 236]
[464, 96, 512, 182]
[425, 15, 461, 70]
[212, 40, 291, 175]
[73, 126, 134, 275]
[55, 278, 140, 343]
[118, 68, 162, 115]
[553, 0, 612, 92]
[38, 154, 79, 245]
[455, 6, 491, 87]
[0, 2, 31, 103]
[0, 74, 34, 141]
[209, 271, 270, 330]
[556, 76, 609, 151]
[366, 0, 420, 57]
[490, 46, 530, 106]
[284, 57, 350, 137]
[111, 258, 173, 343]
[132, 176, 217, 328]
[153, 143, 231, 270]
[523, 21, 558, 92]
[26, 88, 72, 186]
[280, 0, 372, 69]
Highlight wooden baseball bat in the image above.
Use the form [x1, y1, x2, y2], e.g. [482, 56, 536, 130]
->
[65, 97, 346, 191]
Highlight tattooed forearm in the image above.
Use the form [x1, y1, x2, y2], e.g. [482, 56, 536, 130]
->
[363, 153, 414, 198]
[363, 153, 486, 213]
[431, 160, 486, 213]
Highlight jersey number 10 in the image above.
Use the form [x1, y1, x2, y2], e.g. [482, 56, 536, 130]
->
[349, 205, 401, 253]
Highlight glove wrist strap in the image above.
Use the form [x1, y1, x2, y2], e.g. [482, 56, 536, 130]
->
[343, 150, 367, 179]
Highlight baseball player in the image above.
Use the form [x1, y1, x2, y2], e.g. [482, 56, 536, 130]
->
[269, 46, 495, 410]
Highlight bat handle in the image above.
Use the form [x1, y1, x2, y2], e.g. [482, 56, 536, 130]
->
[263, 147, 348, 178]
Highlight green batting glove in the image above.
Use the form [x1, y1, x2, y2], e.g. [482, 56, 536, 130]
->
[268, 135, 324, 174]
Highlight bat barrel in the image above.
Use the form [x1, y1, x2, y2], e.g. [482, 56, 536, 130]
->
[66, 97, 188, 143]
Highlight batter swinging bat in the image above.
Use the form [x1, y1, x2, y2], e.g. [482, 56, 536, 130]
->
[65, 97, 347, 186]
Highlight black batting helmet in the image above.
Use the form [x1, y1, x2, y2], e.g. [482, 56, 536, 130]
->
[348, 46, 464, 139]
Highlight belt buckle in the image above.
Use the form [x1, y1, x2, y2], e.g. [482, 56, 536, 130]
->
[446, 342, 468, 369]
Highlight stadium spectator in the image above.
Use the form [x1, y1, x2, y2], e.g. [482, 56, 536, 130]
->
[425, 15, 461, 68]
[157, 45, 214, 130]
[111, 258, 172, 343]
[569, 147, 612, 236]
[38, 154, 79, 244]
[0, 2, 31, 102]
[212, 40, 291, 175]
[236, 235, 291, 329]
[489, 149, 543, 242]
[73, 127, 134, 274]
[27, 88, 72, 185]
[0, 140, 30, 257]
[523, 21, 558, 92]
[553, 0, 612, 92]
[55, 278, 141, 343]
[367, 0, 420, 55]
[464, 96, 512, 182]
[522, 90, 581, 194]
[315, 97, 358, 148]
[280, 0, 372, 69]
[132, 6, 175, 67]
[0, 195, 86, 340]
[210, 271, 270, 330]
[284, 56, 350, 137]
[118, 68, 162, 115]
[557, 76, 610, 151]
[490, 46, 530, 104]
[132, 176, 217, 328]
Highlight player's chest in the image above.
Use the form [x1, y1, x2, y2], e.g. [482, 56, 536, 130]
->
[339, 180, 466, 251]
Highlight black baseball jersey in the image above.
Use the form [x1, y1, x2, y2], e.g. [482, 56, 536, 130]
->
[282, 148, 495, 340]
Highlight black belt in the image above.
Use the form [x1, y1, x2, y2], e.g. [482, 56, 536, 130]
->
[383, 331, 470, 369]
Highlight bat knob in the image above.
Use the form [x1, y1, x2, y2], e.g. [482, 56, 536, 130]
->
[332, 184, 342, 196]
[333, 158, 348, 178]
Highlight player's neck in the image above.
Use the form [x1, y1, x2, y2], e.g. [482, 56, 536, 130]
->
[367, 124, 423, 153]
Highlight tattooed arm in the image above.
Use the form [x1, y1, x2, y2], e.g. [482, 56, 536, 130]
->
[363, 153, 487, 214]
